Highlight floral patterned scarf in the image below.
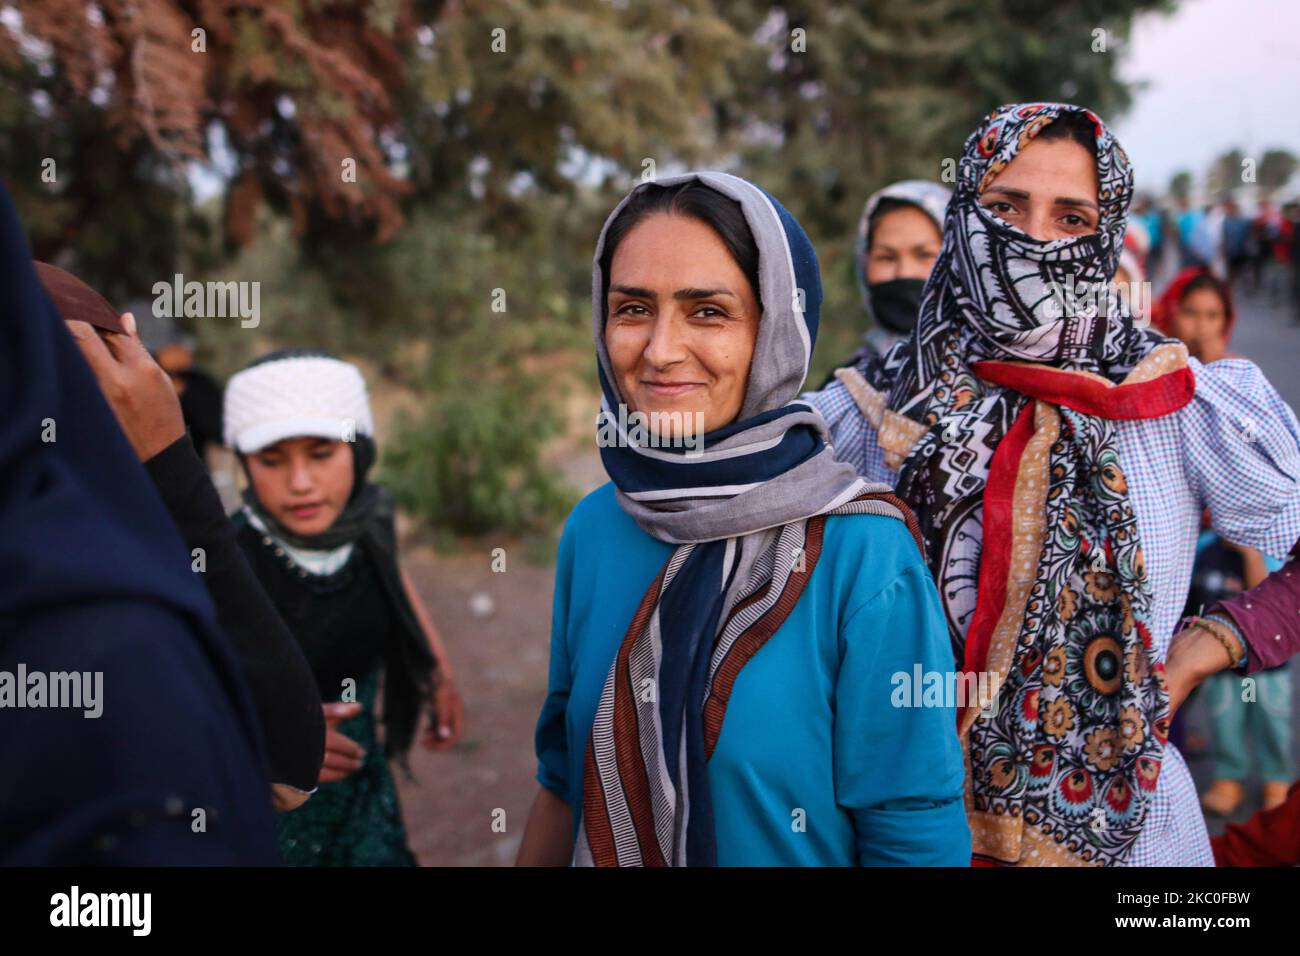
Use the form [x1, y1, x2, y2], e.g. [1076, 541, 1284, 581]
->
[837, 103, 1195, 865]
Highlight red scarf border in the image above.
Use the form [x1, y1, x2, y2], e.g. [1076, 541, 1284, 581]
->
[960, 401, 1036, 703]
[582, 564, 670, 867]
[972, 360, 1195, 421]
[957, 358, 1193, 729]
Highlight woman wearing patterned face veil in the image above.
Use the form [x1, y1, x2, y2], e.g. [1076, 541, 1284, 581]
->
[0, 182, 279, 864]
[809, 103, 1300, 866]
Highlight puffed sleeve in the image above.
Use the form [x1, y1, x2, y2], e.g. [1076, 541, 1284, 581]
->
[1208, 535, 1300, 674]
[534, 513, 577, 804]
[1182, 357, 1300, 559]
[833, 528, 970, 866]
[803, 379, 893, 483]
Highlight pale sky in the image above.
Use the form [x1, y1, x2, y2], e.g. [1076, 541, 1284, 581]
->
[1113, 0, 1300, 196]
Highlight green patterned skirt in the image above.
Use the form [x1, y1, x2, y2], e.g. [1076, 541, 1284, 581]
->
[277, 669, 417, 866]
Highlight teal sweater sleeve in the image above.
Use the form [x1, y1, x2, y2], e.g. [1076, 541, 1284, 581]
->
[534, 510, 576, 803]
[834, 555, 971, 866]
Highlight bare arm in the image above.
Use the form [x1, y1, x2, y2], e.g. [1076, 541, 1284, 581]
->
[1167, 537, 1300, 712]
[516, 786, 573, 866]
[399, 565, 465, 750]
[1165, 620, 1244, 716]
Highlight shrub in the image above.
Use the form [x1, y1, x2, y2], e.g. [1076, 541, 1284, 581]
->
[383, 341, 577, 537]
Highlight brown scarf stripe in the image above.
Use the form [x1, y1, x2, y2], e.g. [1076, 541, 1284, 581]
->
[610, 632, 667, 866]
[583, 564, 669, 867]
[579, 736, 617, 864]
[702, 516, 828, 759]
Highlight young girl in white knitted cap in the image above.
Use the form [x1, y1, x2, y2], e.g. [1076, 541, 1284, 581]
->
[223, 348, 463, 866]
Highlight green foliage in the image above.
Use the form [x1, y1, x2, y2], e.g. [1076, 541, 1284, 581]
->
[0, 71, 216, 303]
[1, 0, 1177, 535]
[1205, 147, 1297, 198]
[369, 194, 590, 536]
[1258, 149, 1299, 192]
[400, 0, 745, 205]
[382, 339, 578, 538]
[1169, 170, 1193, 200]
[1207, 148, 1247, 199]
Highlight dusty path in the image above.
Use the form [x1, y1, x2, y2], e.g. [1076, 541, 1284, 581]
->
[394, 540, 558, 866]
[393, 442, 606, 866]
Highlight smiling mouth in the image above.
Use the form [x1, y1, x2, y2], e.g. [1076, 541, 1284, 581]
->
[641, 381, 704, 397]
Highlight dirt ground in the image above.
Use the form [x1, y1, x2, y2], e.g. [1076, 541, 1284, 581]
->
[393, 445, 607, 866]
[393, 540, 555, 866]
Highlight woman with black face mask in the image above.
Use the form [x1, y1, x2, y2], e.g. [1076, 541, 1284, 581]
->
[840, 180, 950, 368]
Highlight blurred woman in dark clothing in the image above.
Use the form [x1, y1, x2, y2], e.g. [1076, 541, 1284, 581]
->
[0, 183, 280, 865]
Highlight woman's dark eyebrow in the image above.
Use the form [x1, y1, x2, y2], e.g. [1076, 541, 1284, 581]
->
[984, 185, 1097, 212]
[983, 185, 1029, 201]
[609, 284, 738, 300]
[610, 284, 655, 298]
[674, 287, 736, 300]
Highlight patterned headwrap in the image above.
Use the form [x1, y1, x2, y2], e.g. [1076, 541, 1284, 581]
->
[577, 172, 920, 866]
[836, 103, 1195, 865]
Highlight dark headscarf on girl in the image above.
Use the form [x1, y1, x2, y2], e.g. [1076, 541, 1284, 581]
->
[234, 349, 436, 768]
[837, 104, 1196, 867]
[0, 184, 278, 863]
[1152, 266, 1237, 345]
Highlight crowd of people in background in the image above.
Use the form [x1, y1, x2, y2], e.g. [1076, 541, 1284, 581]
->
[6, 99, 1300, 869]
[1138, 192, 1300, 321]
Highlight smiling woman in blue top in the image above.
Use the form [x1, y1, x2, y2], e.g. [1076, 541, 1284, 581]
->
[516, 172, 970, 867]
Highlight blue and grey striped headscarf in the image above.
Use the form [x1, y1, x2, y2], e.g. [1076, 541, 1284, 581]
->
[577, 172, 910, 866]
[592, 171, 870, 543]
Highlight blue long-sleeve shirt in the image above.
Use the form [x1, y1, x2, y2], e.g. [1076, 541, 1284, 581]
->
[534, 483, 970, 866]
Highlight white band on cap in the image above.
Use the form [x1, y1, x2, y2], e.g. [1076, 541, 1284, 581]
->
[223, 355, 374, 453]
